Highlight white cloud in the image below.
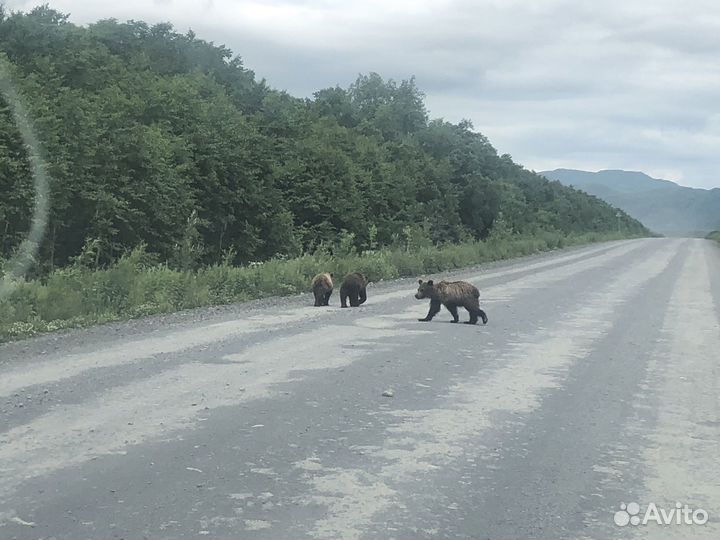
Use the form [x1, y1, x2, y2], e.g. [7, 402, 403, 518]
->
[5, 0, 719, 188]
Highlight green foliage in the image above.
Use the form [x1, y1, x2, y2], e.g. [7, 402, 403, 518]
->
[707, 231, 720, 244]
[171, 210, 204, 272]
[0, 230, 640, 342]
[0, 7, 652, 341]
[0, 7, 648, 275]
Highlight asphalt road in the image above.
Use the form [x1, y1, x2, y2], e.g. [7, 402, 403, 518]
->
[1, 238, 718, 540]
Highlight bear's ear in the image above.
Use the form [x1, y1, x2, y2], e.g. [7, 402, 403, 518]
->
[427, 280, 434, 286]
[418, 279, 423, 285]
[329, 272, 334, 278]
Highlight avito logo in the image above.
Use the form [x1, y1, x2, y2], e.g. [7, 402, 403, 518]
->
[614, 502, 709, 527]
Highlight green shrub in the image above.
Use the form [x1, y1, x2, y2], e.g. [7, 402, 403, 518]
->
[0, 231, 642, 343]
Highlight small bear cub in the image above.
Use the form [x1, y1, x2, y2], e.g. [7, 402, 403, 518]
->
[415, 279, 488, 325]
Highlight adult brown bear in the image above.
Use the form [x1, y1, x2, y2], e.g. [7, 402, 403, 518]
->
[340, 272, 368, 308]
[415, 279, 488, 325]
[311, 272, 333, 306]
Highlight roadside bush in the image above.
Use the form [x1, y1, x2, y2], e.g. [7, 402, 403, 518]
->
[0, 230, 642, 342]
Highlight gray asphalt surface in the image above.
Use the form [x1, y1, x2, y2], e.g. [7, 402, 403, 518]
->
[1, 238, 718, 540]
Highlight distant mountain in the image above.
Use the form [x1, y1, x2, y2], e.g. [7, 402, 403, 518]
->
[540, 169, 720, 237]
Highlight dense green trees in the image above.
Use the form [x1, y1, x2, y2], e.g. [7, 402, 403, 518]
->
[0, 6, 648, 275]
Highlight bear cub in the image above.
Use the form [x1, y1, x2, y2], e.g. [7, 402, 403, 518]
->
[415, 279, 488, 325]
[311, 272, 333, 306]
[340, 272, 368, 308]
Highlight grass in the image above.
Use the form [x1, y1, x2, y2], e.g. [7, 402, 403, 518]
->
[707, 231, 720, 244]
[0, 230, 641, 343]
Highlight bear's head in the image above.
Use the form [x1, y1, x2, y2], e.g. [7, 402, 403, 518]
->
[415, 279, 435, 299]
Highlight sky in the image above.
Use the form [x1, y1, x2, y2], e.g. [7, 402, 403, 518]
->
[5, 0, 720, 189]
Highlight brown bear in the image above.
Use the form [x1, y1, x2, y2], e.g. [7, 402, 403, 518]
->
[311, 272, 333, 306]
[415, 279, 488, 325]
[340, 272, 368, 308]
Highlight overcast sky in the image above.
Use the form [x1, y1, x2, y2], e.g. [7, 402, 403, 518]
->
[6, 0, 720, 189]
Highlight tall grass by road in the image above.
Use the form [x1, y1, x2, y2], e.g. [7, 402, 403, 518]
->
[0, 230, 639, 343]
[707, 231, 720, 244]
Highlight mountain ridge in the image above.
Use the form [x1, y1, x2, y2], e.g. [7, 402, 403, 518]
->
[540, 169, 720, 237]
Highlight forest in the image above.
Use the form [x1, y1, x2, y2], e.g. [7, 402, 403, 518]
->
[0, 5, 647, 272]
[0, 6, 649, 340]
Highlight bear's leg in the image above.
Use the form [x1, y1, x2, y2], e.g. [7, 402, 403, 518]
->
[478, 308, 488, 325]
[324, 291, 332, 306]
[349, 291, 360, 307]
[465, 306, 478, 324]
[445, 303, 459, 323]
[358, 287, 367, 305]
[419, 299, 442, 322]
[313, 290, 322, 307]
[340, 290, 349, 308]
